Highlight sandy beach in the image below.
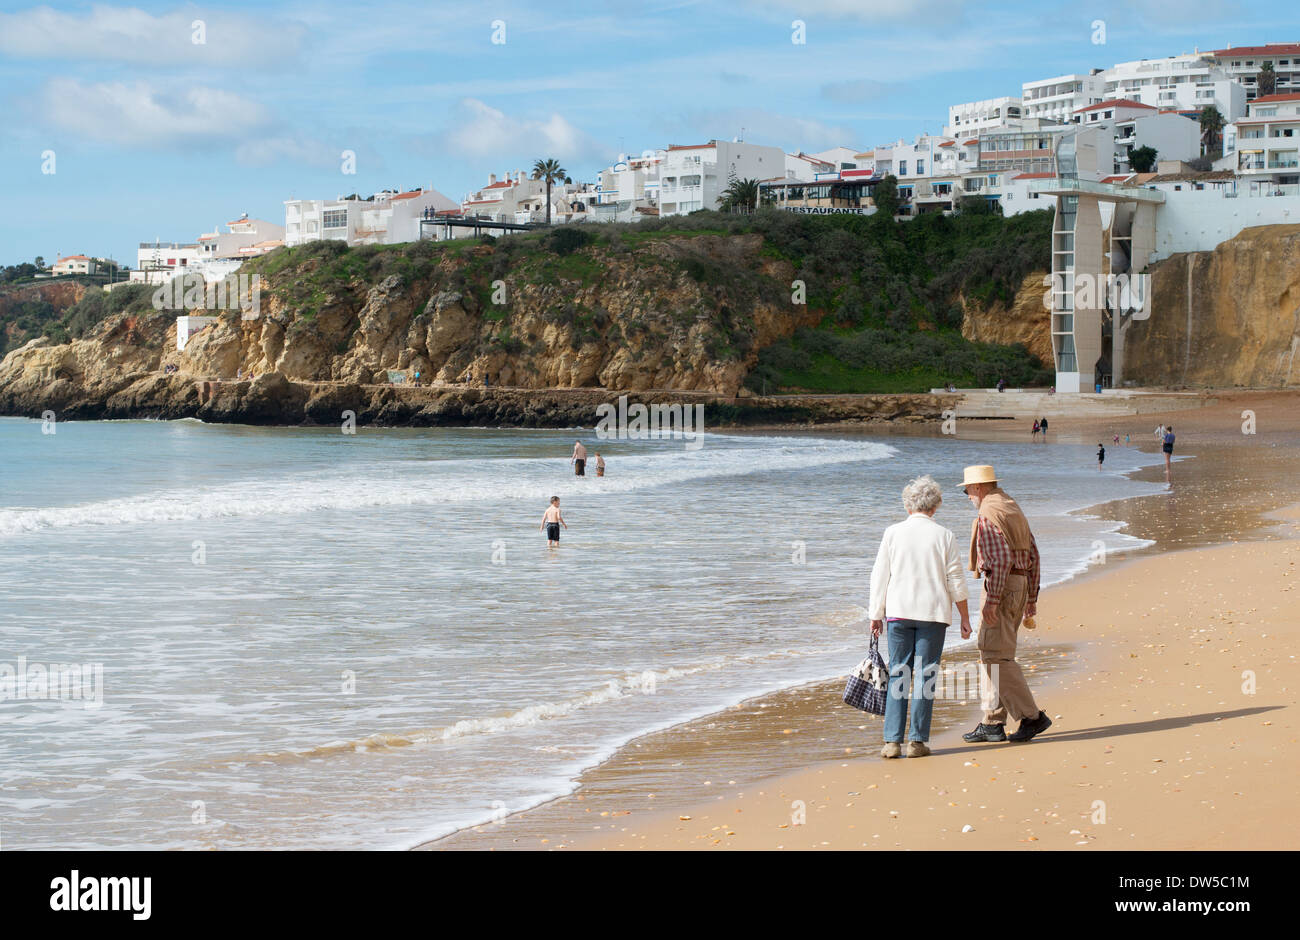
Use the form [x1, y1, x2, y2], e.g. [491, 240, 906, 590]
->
[424, 390, 1300, 851]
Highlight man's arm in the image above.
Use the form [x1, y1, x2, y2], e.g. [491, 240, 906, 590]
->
[976, 517, 1012, 605]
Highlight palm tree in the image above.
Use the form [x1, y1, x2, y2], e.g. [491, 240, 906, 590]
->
[530, 158, 567, 225]
[721, 177, 760, 212]
[1257, 62, 1278, 97]
[1199, 105, 1225, 157]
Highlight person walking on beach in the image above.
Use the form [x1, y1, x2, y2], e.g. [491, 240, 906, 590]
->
[1162, 426, 1175, 482]
[1032, 419, 1040, 440]
[571, 440, 587, 476]
[868, 475, 971, 759]
[594, 452, 605, 477]
[1039, 417, 1048, 439]
[959, 465, 1052, 744]
[540, 496, 567, 548]
[1154, 423, 1165, 442]
[1097, 443, 1105, 470]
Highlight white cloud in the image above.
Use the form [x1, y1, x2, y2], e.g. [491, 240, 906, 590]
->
[234, 136, 342, 169]
[445, 98, 600, 161]
[0, 4, 305, 65]
[39, 78, 272, 147]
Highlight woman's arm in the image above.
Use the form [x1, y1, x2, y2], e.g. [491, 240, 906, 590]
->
[867, 531, 891, 634]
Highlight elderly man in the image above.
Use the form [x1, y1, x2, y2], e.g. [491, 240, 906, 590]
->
[959, 465, 1052, 743]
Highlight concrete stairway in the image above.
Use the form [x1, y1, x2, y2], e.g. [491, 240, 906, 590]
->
[944, 388, 1215, 419]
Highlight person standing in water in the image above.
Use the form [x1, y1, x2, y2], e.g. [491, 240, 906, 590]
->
[1097, 442, 1106, 470]
[571, 440, 587, 476]
[594, 452, 605, 477]
[1162, 426, 1175, 482]
[540, 496, 567, 548]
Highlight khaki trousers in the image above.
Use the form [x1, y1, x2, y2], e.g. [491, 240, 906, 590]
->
[977, 572, 1039, 725]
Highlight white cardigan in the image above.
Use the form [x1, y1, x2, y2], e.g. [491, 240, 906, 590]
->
[868, 513, 968, 625]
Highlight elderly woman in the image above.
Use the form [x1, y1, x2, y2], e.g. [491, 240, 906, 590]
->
[868, 475, 971, 758]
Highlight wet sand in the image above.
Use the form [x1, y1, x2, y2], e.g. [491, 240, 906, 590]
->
[420, 390, 1300, 851]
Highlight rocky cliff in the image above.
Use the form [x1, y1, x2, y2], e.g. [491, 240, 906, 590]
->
[0, 279, 91, 355]
[0, 214, 1051, 425]
[959, 270, 1052, 367]
[1124, 224, 1300, 387]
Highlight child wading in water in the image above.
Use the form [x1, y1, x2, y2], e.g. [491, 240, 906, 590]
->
[1097, 443, 1106, 470]
[540, 496, 567, 548]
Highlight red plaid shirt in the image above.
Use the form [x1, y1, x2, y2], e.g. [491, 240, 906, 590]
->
[976, 516, 1040, 605]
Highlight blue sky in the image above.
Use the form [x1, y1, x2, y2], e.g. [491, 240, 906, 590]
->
[0, 0, 1289, 266]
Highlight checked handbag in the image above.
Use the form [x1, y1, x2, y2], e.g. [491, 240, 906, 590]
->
[842, 633, 889, 716]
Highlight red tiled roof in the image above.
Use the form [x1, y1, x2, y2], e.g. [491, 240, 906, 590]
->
[1251, 92, 1300, 104]
[1075, 98, 1157, 113]
[668, 144, 712, 151]
[1212, 44, 1300, 58]
[464, 199, 503, 205]
[390, 191, 424, 201]
[484, 180, 513, 189]
[1100, 174, 1135, 184]
[57, 255, 90, 261]
[1011, 172, 1055, 180]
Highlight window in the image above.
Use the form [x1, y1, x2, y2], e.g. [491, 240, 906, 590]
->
[916, 160, 925, 174]
[899, 160, 908, 174]
[323, 209, 347, 229]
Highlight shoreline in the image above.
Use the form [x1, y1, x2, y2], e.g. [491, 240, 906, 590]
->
[416, 391, 1300, 850]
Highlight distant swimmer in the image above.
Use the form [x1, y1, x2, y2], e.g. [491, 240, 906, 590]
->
[595, 452, 605, 477]
[540, 496, 567, 548]
[571, 440, 587, 476]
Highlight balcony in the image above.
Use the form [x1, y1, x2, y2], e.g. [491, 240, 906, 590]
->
[1268, 159, 1300, 169]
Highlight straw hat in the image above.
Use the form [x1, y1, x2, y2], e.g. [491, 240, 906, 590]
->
[959, 464, 998, 492]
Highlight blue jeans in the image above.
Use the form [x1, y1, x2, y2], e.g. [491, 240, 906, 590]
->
[884, 619, 948, 743]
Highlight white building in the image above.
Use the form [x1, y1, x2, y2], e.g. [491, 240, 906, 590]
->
[1022, 71, 1107, 123]
[945, 96, 1025, 139]
[52, 255, 98, 276]
[197, 214, 285, 261]
[658, 140, 786, 216]
[1209, 43, 1300, 102]
[595, 151, 664, 220]
[809, 146, 864, 171]
[1073, 100, 1201, 173]
[1222, 92, 1300, 196]
[1102, 53, 1246, 121]
[785, 151, 835, 180]
[460, 172, 549, 223]
[284, 188, 458, 246]
[133, 241, 202, 283]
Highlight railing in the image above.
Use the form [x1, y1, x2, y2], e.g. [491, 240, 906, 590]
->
[1268, 159, 1300, 168]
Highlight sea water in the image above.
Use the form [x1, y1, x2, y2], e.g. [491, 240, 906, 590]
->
[0, 416, 1165, 849]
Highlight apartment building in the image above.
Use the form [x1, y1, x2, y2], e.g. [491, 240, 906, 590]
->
[1073, 100, 1200, 173]
[1222, 92, 1300, 195]
[197, 215, 285, 260]
[1103, 53, 1246, 121]
[658, 140, 785, 216]
[945, 96, 1024, 139]
[1209, 43, 1300, 101]
[1021, 71, 1106, 123]
[977, 126, 1068, 176]
[284, 188, 458, 246]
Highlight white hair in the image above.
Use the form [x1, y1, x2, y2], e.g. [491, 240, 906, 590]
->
[902, 474, 943, 514]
